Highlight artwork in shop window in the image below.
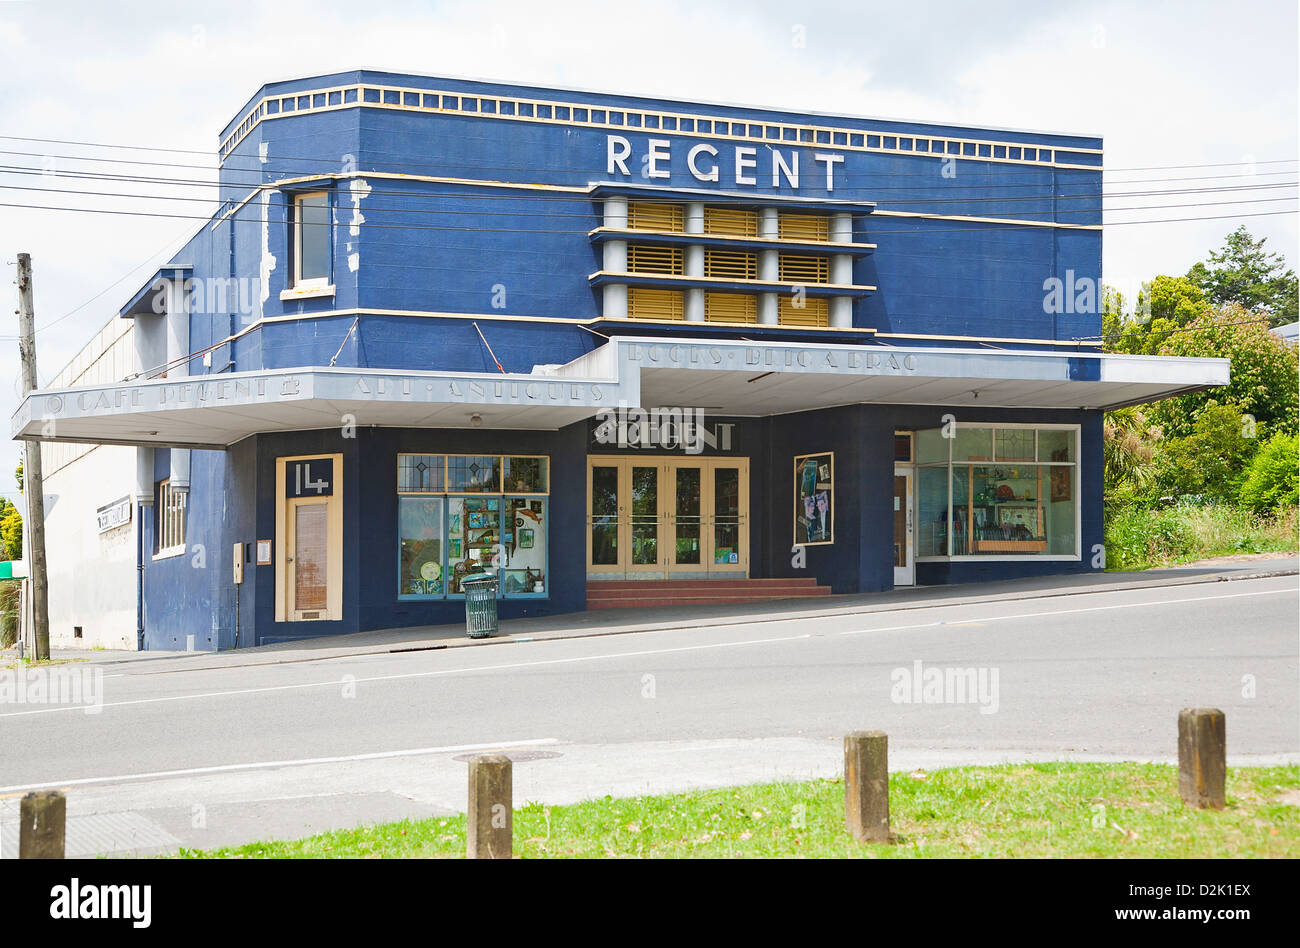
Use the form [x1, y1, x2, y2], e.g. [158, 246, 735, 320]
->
[519, 528, 534, 550]
[794, 452, 834, 545]
[1050, 465, 1072, 503]
[1049, 447, 1072, 502]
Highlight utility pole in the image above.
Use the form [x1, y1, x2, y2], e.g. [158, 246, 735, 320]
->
[16, 253, 49, 661]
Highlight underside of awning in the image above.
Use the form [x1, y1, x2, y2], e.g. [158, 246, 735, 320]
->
[11, 338, 1228, 449]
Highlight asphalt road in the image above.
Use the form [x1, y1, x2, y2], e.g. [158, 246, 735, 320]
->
[1, 574, 1296, 855]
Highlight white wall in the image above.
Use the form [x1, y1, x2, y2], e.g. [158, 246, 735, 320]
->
[43, 444, 139, 650]
[40, 315, 140, 650]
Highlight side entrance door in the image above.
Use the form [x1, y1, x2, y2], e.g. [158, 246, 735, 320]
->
[893, 465, 914, 586]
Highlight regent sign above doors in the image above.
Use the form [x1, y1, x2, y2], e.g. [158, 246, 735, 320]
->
[606, 135, 846, 191]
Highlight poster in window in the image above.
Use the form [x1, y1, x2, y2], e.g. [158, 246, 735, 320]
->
[794, 452, 833, 545]
[1050, 465, 1071, 503]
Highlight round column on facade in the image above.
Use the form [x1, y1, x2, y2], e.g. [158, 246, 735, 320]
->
[602, 195, 629, 319]
[759, 207, 779, 325]
[830, 212, 854, 329]
[685, 201, 706, 322]
[165, 278, 191, 493]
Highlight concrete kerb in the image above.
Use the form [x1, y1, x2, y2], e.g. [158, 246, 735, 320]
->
[88, 559, 1297, 676]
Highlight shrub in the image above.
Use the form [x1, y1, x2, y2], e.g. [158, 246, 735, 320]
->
[1238, 431, 1300, 514]
[0, 580, 17, 648]
[1105, 506, 1196, 569]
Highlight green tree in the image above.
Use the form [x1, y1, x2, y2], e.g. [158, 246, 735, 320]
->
[2, 463, 23, 561]
[1148, 403, 1259, 502]
[0, 504, 20, 561]
[1148, 303, 1299, 441]
[1187, 225, 1298, 328]
[1237, 431, 1300, 514]
[1103, 406, 1161, 505]
[1102, 279, 1204, 355]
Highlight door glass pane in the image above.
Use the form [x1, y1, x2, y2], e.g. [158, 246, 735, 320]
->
[713, 467, 740, 566]
[399, 497, 443, 597]
[590, 466, 619, 565]
[631, 466, 659, 565]
[894, 476, 907, 567]
[294, 504, 328, 611]
[675, 466, 701, 565]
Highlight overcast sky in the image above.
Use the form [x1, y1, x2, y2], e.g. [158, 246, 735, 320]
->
[0, 0, 1296, 500]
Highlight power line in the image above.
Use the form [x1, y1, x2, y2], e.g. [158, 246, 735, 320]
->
[0, 172, 1291, 216]
[0, 199, 1293, 238]
[4, 144, 1297, 191]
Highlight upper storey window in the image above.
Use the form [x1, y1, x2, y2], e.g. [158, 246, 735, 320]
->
[703, 207, 758, 237]
[778, 212, 830, 242]
[627, 202, 683, 232]
[294, 192, 332, 288]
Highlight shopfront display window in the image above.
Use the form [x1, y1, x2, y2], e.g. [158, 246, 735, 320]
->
[398, 454, 549, 599]
[915, 425, 1079, 559]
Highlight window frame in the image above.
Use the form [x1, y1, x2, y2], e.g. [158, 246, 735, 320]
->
[153, 478, 187, 559]
[292, 190, 333, 291]
[396, 454, 552, 600]
[914, 422, 1081, 562]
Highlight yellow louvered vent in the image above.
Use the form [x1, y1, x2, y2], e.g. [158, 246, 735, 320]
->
[628, 288, 684, 320]
[627, 245, 684, 275]
[704, 207, 759, 237]
[779, 254, 831, 284]
[705, 249, 758, 280]
[627, 202, 684, 232]
[778, 213, 830, 242]
[778, 295, 830, 328]
[705, 292, 757, 324]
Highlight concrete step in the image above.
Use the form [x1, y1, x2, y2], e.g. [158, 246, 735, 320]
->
[588, 593, 830, 609]
[587, 577, 822, 591]
[586, 577, 832, 609]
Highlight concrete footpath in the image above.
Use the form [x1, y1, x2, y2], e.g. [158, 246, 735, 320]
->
[24, 553, 1295, 675]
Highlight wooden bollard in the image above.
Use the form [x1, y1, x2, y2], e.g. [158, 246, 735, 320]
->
[467, 754, 512, 859]
[1178, 708, 1226, 809]
[844, 730, 890, 843]
[19, 790, 66, 858]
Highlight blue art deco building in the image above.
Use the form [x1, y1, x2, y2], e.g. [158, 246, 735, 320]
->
[14, 70, 1228, 650]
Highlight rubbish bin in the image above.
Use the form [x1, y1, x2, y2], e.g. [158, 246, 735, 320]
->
[461, 571, 499, 639]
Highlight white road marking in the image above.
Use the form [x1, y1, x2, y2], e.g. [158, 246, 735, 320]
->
[0, 737, 561, 794]
[0, 632, 813, 718]
[839, 586, 1297, 636]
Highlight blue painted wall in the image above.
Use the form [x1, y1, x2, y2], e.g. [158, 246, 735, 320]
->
[123, 72, 1109, 647]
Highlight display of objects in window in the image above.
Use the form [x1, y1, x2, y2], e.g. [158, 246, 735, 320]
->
[396, 454, 549, 598]
[915, 426, 1078, 558]
[793, 452, 833, 545]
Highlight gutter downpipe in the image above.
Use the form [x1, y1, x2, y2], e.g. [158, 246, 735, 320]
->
[136, 502, 145, 650]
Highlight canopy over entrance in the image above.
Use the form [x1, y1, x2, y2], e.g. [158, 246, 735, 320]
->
[12, 337, 1228, 449]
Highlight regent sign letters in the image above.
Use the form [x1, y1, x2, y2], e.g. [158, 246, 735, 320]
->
[607, 135, 846, 191]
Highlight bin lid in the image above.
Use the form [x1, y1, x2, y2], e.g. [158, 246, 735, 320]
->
[461, 572, 497, 586]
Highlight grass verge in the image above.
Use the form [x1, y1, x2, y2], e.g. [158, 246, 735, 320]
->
[178, 762, 1299, 859]
[1105, 504, 1297, 571]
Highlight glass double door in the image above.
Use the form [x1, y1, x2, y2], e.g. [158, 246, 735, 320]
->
[588, 456, 748, 579]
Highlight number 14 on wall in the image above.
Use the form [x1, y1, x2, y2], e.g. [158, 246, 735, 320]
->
[287, 458, 334, 498]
